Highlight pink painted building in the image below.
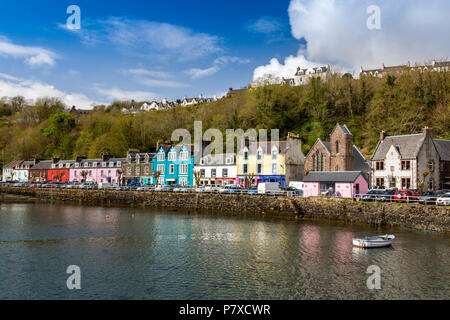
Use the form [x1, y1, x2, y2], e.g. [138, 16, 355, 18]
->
[303, 171, 369, 198]
[69, 156, 126, 184]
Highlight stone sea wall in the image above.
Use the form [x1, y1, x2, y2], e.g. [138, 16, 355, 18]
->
[1, 186, 449, 233]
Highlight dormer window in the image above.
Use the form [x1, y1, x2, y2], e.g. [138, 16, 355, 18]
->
[117, 161, 121, 167]
[66, 163, 70, 168]
[109, 162, 114, 167]
[93, 162, 97, 167]
[102, 162, 107, 167]
[84, 163, 88, 168]
[257, 149, 263, 161]
[168, 151, 176, 161]
[157, 153, 165, 161]
[271, 148, 278, 160]
[75, 163, 79, 168]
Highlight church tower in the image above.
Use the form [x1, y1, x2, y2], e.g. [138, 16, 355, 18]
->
[330, 124, 354, 171]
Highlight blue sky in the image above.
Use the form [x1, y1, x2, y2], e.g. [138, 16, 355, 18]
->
[0, 0, 448, 108]
[0, 0, 300, 107]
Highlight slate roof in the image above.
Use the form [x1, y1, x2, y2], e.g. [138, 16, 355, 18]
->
[371, 134, 424, 160]
[238, 141, 288, 155]
[303, 171, 367, 183]
[30, 160, 52, 170]
[433, 139, 450, 161]
[3, 160, 22, 169]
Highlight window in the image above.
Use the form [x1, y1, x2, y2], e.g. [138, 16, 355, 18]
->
[211, 169, 216, 177]
[101, 170, 104, 177]
[66, 163, 71, 168]
[180, 177, 187, 186]
[169, 164, 175, 174]
[109, 162, 114, 167]
[243, 164, 248, 174]
[271, 149, 278, 160]
[401, 161, 411, 170]
[93, 162, 97, 168]
[257, 163, 262, 174]
[75, 163, 79, 168]
[136, 167, 140, 175]
[180, 164, 188, 174]
[226, 157, 232, 165]
[244, 151, 248, 161]
[222, 168, 228, 177]
[157, 165, 164, 173]
[108, 170, 111, 177]
[200, 169, 205, 177]
[336, 141, 340, 154]
[375, 161, 384, 171]
[102, 162, 107, 167]
[428, 179, 434, 190]
[272, 163, 278, 174]
[376, 178, 384, 188]
[257, 150, 262, 160]
[168, 152, 176, 161]
[401, 178, 411, 189]
[180, 151, 188, 161]
[127, 167, 131, 175]
[428, 161, 434, 172]
[89, 170, 92, 177]
[157, 153, 165, 161]
[74, 171, 78, 177]
[145, 167, 150, 175]
[117, 161, 121, 167]
[312, 155, 316, 171]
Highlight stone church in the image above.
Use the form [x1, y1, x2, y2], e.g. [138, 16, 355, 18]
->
[304, 124, 370, 176]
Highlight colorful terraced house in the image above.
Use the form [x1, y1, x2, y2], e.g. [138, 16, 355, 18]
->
[152, 143, 194, 186]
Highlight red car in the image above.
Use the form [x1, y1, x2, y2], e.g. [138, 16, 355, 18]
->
[394, 190, 419, 202]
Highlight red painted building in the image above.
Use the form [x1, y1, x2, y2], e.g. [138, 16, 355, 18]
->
[47, 159, 72, 182]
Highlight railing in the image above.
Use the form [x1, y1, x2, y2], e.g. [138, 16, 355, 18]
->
[0, 182, 444, 205]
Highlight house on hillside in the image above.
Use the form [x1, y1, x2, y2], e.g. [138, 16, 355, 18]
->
[371, 127, 450, 191]
[180, 94, 217, 106]
[304, 124, 370, 177]
[141, 98, 178, 111]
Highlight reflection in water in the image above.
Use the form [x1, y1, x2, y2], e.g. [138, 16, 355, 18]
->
[0, 202, 448, 300]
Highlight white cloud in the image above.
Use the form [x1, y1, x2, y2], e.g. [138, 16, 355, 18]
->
[253, 53, 322, 80]
[102, 18, 222, 61]
[186, 56, 251, 79]
[0, 36, 58, 67]
[0, 73, 99, 108]
[247, 17, 282, 34]
[253, 0, 450, 79]
[95, 87, 158, 102]
[122, 68, 187, 88]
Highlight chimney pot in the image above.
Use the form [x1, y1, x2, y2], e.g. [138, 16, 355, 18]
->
[380, 130, 387, 140]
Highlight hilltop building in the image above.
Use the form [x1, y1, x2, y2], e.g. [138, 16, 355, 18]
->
[360, 60, 450, 77]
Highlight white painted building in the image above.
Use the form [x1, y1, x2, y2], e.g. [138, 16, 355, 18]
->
[281, 65, 331, 86]
[2, 160, 21, 182]
[12, 160, 34, 182]
[371, 127, 450, 191]
[194, 154, 237, 186]
[181, 94, 217, 106]
[141, 98, 177, 111]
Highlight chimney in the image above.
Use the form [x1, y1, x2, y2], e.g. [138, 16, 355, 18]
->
[432, 59, 436, 67]
[360, 66, 363, 73]
[33, 158, 40, 165]
[102, 153, 111, 162]
[382, 63, 385, 70]
[75, 155, 86, 162]
[162, 97, 167, 104]
[152, 98, 157, 102]
[52, 157, 60, 164]
[380, 130, 387, 140]
[199, 93, 203, 99]
[422, 126, 431, 138]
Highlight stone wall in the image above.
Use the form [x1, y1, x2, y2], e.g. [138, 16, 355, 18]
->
[0, 186, 448, 233]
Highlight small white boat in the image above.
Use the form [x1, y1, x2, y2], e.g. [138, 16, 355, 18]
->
[352, 234, 395, 248]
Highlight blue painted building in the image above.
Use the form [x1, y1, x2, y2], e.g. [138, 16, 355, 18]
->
[152, 144, 194, 186]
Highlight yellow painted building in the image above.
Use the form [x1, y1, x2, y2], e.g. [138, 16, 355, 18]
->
[236, 134, 305, 187]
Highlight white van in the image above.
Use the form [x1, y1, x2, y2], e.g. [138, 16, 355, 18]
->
[289, 181, 304, 190]
[98, 182, 113, 190]
[258, 182, 281, 195]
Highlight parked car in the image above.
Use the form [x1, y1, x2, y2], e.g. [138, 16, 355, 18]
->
[436, 193, 450, 206]
[247, 186, 258, 195]
[195, 185, 206, 193]
[362, 189, 385, 201]
[205, 185, 222, 193]
[284, 186, 302, 197]
[418, 191, 445, 205]
[394, 189, 419, 202]
[378, 189, 396, 202]
[155, 185, 173, 192]
[98, 182, 115, 190]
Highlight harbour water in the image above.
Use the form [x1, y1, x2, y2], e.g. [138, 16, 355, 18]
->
[0, 202, 448, 299]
